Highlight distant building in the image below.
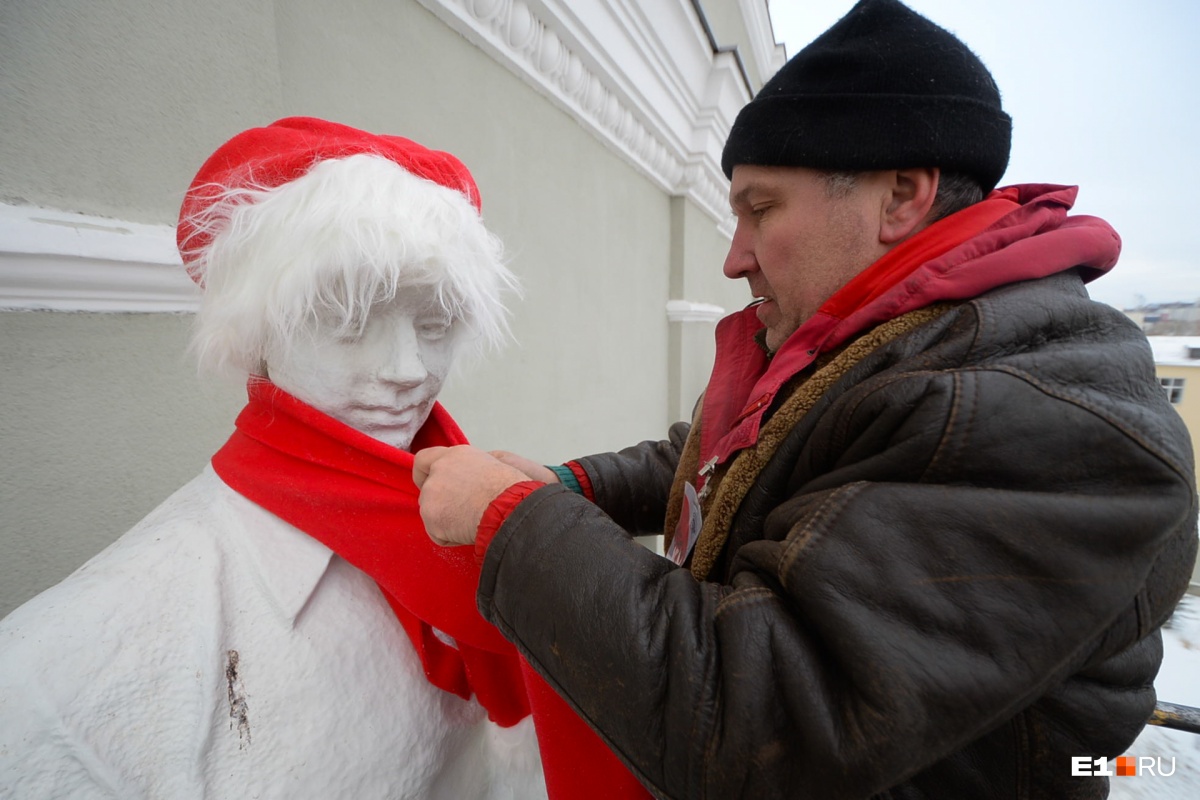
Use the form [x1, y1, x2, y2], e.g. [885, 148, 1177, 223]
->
[1147, 336, 1200, 588]
[1128, 302, 1200, 335]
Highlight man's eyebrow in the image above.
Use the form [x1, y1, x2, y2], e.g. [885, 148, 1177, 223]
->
[730, 181, 775, 211]
[729, 184, 759, 210]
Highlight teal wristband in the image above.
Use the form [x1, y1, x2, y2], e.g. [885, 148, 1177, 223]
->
[547, 464, 583, 495]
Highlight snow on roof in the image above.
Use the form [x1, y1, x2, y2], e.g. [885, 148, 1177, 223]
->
[1147, 336, 1200, 367]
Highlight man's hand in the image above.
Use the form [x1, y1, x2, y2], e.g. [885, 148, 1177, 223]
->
[488, 450, 560, 484]
[413, 446, 531, 547]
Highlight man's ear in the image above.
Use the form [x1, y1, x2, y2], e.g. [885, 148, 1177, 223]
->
[879, 167, 939, 245]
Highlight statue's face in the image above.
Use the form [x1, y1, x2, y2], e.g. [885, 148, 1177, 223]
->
[266, 286, 456, 451]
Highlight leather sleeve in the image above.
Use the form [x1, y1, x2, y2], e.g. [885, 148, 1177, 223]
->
[570, 421, 690, 535]
[476, 362, 1197, 799]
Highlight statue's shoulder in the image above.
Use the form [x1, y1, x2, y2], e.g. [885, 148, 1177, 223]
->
[0, 469, 241, 674]
[0, 471, 239, 797]
[0, 465, 335, 687]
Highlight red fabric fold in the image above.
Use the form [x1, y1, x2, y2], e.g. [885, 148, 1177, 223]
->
[211, 381, 648, 798]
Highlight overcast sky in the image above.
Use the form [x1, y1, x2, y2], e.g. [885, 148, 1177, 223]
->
[766, 0, 1199, 311]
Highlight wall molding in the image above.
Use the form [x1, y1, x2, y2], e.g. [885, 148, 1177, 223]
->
[0, 203, 198, 312]
[416, 0, 753, 235]
[0, 202, 736, 321]
[737, 0, 787, 82]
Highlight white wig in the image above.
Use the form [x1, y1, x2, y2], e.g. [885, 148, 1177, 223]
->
[183, 153, 515, 380]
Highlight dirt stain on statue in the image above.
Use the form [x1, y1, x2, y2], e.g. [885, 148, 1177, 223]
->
[225, 649, 251, 747]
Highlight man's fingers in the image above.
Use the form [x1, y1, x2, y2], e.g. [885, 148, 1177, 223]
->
[488, 450, 558, 483]
[415, 446, 532, 547]
[412, 446, 448, 488]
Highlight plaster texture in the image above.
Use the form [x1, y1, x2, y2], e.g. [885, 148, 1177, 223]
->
[0, 311, 244, 618]
[0, 0, 283, 221]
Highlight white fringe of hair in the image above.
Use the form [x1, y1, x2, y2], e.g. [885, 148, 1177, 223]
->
[183, 153, 517, 380]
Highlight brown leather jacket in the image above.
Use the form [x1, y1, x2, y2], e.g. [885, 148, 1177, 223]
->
[478, 270, 1198, 799]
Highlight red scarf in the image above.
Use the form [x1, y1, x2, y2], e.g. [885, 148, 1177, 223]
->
[212, 382, 649, 798]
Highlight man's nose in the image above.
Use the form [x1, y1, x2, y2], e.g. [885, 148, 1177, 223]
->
[722, 222, 757, 279]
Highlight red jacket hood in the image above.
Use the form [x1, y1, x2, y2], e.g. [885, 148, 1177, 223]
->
[699, 184, 1122, 475]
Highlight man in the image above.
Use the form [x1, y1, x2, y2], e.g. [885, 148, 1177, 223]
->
[415, 1, 1198, 798]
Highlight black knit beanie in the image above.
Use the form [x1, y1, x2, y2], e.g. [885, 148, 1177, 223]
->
[721, 0, 1011, 191]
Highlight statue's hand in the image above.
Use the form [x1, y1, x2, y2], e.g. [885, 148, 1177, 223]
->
[488, 450, 559, 484]
[414, 446, 530, 547]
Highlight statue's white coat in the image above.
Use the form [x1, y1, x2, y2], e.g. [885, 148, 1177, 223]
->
[0, 467, 545, 798]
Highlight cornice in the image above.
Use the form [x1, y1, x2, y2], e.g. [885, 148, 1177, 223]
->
[0, 203, 198, 312]
[737, 0, 787, 83]
[416, 0, 752, 235]
[0, 202, 727, 318]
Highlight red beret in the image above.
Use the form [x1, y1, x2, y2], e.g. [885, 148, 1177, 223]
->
[177, 117, 482, 281]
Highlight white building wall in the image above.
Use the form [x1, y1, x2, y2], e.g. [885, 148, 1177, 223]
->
[1147, 337, 1200, 589]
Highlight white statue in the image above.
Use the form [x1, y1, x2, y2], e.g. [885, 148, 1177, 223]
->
[0, 118, 547, 800]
